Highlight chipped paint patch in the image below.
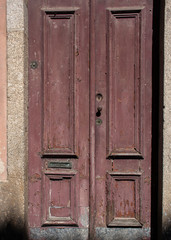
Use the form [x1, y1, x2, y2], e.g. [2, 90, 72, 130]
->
[79, 207, 89, 228]
[0, 158, 5, 174]
[29, 173, 41, 183]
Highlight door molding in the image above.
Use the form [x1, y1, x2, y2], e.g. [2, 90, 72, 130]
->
[151, 0, 165, 239]
[89, 0, 96, 238]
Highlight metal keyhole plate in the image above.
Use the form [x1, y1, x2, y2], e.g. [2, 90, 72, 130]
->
[30, 61, 38, 69]
[96, 107, 102, 117]
[96, 118, 102, 125]
[96, 93, 103, 102]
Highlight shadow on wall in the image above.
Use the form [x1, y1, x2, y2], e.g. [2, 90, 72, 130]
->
[162, 225, 171, 240]
[0, 220, 28, 240]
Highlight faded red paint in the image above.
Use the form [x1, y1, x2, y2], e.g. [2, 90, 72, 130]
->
[95, 0, 152, 230]
[28, 0, 153, 238]
[28, 0, 89, 229]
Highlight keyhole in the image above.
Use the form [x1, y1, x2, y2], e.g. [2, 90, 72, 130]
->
[96, 93, 103, 102]
[96, 107, 102, 117]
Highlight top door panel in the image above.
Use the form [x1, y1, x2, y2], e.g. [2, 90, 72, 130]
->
[107, 9, 144, 159]
[43, 11, 78, 157]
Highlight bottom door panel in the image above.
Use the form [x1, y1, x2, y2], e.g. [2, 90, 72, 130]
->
[42, 170, 78, 226]
[106, 172, 142, 227]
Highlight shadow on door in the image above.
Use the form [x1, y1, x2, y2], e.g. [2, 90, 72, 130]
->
[151, 0, 165, 239]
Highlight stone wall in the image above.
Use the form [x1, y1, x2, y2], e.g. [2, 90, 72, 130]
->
[163, 0, 171, 236]
[0, 0, 28, 230]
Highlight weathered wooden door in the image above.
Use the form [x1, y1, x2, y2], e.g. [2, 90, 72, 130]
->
[28, 0, 153, 239]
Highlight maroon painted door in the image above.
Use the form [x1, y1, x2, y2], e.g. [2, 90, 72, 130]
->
[28, 0, 153, 239]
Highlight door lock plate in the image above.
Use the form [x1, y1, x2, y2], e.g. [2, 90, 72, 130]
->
[96, 118, 102, 125]
[30, 61, 38, 69]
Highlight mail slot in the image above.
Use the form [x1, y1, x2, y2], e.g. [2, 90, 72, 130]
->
[48, 162, 72, 169]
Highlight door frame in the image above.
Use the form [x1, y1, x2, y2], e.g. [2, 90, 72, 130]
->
[27, 0, 165, 238]
[88, 0, 165, 238]
[151, 0, 164, 239]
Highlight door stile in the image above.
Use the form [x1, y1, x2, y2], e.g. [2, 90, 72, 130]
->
[28, 0, 90, 235]
[89, 0, 96, 239]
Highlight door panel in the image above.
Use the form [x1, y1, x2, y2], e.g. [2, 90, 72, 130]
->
[28, 0, 153, 239]
[28, 0, 89, 231]
[42, 170, 78, 226]
[43, 10, 79, 157]
[106, 172, 141, 227]
[107, 9, 142, 158]
[95, 0, 152, 237]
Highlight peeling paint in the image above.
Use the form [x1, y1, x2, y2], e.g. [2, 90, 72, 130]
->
[0, 158, 5, 174]
[80, 207, 89, 228]
[29, 173, 41, 183]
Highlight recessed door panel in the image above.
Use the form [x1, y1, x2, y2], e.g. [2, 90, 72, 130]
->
[43, 11, 78, 156]
[107, 9, 143, 158]
[106, 172, 141, 227]
[42, 171, 78, 226]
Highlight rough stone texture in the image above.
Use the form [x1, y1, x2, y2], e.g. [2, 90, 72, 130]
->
[7, 0, 24, 31]
[23, 0, 28, 226]
[0, 0, 7, 181]
[29, 228, 150, 240]
[0, 0, 28, 231]
[163, 0, 171, 236]
[30, 228, 88, 240]
[95, 228, 150, 240]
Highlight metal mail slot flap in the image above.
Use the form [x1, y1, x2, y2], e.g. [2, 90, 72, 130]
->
[48, 161, 72, 169]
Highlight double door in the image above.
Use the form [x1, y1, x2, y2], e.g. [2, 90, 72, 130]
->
[28, 0, 153, 239]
